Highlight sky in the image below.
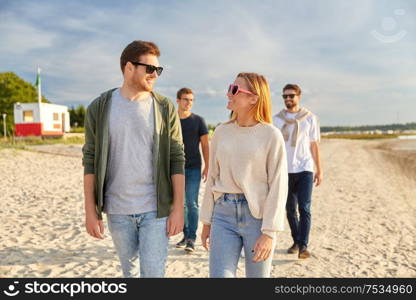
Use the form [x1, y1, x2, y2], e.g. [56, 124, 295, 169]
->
[0, 0, 415, 126]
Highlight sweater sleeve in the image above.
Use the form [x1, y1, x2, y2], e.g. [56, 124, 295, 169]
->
[199, 126, 220, 225]
[168, 100, 185, 175]
[261, 128, 288, 237]
[82, 100, 97, 175]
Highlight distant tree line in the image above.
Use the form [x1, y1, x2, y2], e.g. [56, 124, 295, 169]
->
[321, 123, 416, 133]
[206, 122, 416, 134]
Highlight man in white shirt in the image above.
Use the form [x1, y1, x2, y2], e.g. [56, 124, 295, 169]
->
[272, 84, 323, 259]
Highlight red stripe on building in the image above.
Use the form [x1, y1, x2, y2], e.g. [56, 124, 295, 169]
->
[15, 123, 64, 137]
[15, 123, 42, 136]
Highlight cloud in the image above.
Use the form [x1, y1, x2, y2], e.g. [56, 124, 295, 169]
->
[0, 17, 56, 55]
[0, 0, 414, 126]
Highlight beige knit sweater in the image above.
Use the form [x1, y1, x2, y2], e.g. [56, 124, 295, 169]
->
[200, 121, 288, 237]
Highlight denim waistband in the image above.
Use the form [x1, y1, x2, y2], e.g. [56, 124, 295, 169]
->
[223, 193, 246, 202]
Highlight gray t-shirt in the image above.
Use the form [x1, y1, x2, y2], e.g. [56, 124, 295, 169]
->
[104, 88, 157, 214]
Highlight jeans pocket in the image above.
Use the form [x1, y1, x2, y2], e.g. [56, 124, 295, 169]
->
[143, 211, 166, 226]
[107, 214, 129, 225]
[107, 214, 131, 234]
[213, 194, 232, 216]
[243, 202, 262, 225]
[214, 194, 225, 205]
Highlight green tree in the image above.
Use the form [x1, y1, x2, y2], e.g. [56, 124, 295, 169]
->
[68, 105, 86, 128]
[0, 72, 50, 136]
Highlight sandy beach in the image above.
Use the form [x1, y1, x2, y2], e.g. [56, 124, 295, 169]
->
[0, 138, 415, 278]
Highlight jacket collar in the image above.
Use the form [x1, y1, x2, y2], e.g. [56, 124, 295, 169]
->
[151, 91, 168, 106]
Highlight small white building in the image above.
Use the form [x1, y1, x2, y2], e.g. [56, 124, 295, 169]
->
[14, 102, 70, 137]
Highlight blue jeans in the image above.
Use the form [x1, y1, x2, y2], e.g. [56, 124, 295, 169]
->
[107, 211, 168, 278]
[209, 193, 276, 278]
[183, 168, 201, 241]
[286, 171, 314, 247]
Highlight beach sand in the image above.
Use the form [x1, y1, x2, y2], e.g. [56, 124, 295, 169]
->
[0, 139, 415, 278]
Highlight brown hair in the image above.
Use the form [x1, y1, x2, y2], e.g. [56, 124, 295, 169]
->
[229, 72, 272, 124]
[177, 87, 193, 99]
[120, 40, 160, 73]
[283, 83, 301, 95]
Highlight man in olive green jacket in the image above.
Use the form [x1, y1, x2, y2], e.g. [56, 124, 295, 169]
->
[82, 40, 185, 278]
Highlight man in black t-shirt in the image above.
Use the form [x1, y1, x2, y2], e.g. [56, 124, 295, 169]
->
[175, 87, 209, 253]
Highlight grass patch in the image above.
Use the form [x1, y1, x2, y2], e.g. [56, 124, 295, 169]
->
[0, 142, 26, 150]
[70, 127, 85, 133]
[322, 134, 399, 140]
[0, 135, 85, 148]
[398, 132, 416, 136]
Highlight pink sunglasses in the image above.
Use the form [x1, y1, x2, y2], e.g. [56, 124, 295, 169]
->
[228, 84, 256, 96]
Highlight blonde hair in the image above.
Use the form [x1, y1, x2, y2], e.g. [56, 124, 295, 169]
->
[229, 72, 272, 124]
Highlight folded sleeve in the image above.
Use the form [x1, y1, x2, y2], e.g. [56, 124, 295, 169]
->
[199, 126, 220, 225]
[261, 128, 288, 236]
[309, 115, 321, 142]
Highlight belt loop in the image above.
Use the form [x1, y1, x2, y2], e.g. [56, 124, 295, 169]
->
[236, 200, 241, 225]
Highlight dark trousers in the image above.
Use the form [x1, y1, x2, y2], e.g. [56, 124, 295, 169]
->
[286, 171, 314, 247]
[183, 168, 201, 241]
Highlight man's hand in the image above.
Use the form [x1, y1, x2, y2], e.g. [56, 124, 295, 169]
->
[200, 134, 209, 183]
[252, 234, 273, 262]
[310, 141, 322, 187]
[201, 224, 211, 250]
[314, 170, 323, 187]
[85, 212, 104, 239]
[167, 206, 184, 237]
[202, 166, 208, 182]
[84, 174, 103, 239]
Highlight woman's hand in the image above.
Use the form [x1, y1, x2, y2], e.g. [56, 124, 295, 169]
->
[201, 224, 211, 251]
[252, 234, 273, 262]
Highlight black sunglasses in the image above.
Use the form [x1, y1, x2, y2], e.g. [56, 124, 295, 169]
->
[282, 94, 297, 99]
[130, 61, 163, 76]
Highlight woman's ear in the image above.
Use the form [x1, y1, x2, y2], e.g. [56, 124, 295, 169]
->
[250, 95, 259, 105]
